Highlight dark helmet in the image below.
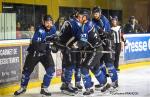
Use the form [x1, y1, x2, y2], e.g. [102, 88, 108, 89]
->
[72, 8, 80, 17]
[79, 9, 90, 20]
[43, 15, 53, 21]
[92, 6, 102, 13]
[111, 16, 118, 21]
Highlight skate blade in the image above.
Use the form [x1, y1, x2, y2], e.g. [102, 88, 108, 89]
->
[82, 93, 95, 97]
[94, 91, 111, 96]
[13, 91, 26, 97]
[75, 90, 79, 94]
[101, 83, 111, 92]
[77, 89, 82, 92]
[109, 87, 119, 94]
[76, 90, 83, 95]
[100, 87, 112, 95]
[41, 94, 51, 97]
[98, 87, 118, 96]
[95, 87, 102, 91]
[61, 90, 76, 96]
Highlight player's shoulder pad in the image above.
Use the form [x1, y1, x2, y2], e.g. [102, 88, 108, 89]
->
[36, 25, 45, 34]
[69, 18, 82, 28]
[72, 18, 82, 27]
[64, 20, 72, 28]
[76, 21, 82, 27]
[101, 15, 109, 23]
[69, 19, 76, 28]
[88, 21, 94, 27]
[88, 21, 94, 33]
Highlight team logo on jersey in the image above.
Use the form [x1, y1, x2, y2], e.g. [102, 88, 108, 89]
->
[39, 29, 44, 33]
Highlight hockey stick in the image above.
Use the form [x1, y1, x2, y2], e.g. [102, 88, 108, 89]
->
[71, 50, 115, 53]
[53, 42, 115, 54]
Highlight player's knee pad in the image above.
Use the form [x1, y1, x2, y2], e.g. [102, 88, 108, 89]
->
[100, 64, 105, 68]
[75, 67, 81, 72]
[43, 66, 55, 87]
[61, 65, 66, 82]
[21, 69, 32, 87]
[91, 67, 107, 85]
[64, 65, 74, 83]
[81, 67, 89, 75]
[45, 66, 55, 78]
[61, 64, 66, 75]
[22, 70, 30, 79]
[75, 68, 81, 82]
[22, 66, 33, 76]
[81, 67, 93, 89]
[107, 63, 118, 82]
[99, 64, 107, 75]
[92, 68, 102, 77]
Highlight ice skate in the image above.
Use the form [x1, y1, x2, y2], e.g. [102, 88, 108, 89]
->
[40, 83, 51, 97]
[75, 82, 83, 92]
[110, 81, 119, 93]
[101, 83, 111, 93]
[83, 88, 94, 95]
[14, 87, 26, 96]
[61, 83, 77, 96]
[40, 88, 51, 97]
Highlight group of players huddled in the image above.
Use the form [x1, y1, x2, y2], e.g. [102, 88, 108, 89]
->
[14, 6, 123, 96]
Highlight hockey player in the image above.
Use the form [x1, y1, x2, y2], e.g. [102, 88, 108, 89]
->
[71, 9, 83, 91]
[92, 6, 118, 90]
[78, 9, 111, 95]
[14, 15, 57, 96]
[58, 10, 83, 95]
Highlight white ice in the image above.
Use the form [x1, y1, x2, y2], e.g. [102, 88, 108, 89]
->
[2, 66, 150, 97]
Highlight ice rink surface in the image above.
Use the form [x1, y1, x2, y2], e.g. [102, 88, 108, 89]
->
[2, 66, 150, 97]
